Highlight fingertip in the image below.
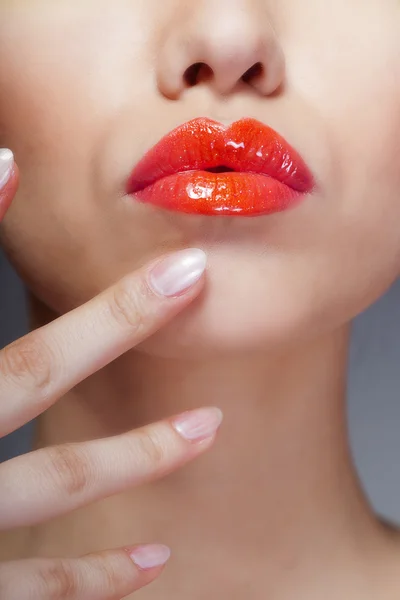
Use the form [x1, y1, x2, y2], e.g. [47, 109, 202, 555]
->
[126, 544, 171, 571]
[172, 406, 223, 443]
[147, 248, 207, 298]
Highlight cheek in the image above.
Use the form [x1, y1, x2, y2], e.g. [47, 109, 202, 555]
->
[318, 98, 400, 317]
[285, 1, 400, 244]
[311, 43, 400, 290]
[0, 15, 117, 308]
[336, 90, 400, 284]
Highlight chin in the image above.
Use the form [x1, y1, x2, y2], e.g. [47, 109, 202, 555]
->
[136, 260, 327, 360]
[137, 295, 330, 361]
[136, 247, 399, 360]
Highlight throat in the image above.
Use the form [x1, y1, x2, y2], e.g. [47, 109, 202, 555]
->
[28, 326, 393, 599]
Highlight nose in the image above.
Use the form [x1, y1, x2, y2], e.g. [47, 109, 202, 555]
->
[157, 1, 285, 98]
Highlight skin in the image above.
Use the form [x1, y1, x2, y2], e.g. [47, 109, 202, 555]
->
[0, 0, 400, 598]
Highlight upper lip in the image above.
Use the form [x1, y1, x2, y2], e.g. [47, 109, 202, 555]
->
[127, 117, 314, 195]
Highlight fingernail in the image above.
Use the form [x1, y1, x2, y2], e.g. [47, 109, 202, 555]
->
[129, 544, 171, 570]
[148, 248, 207, 297]
[173, 407, 223, 442]
[0, 149, 14, 189]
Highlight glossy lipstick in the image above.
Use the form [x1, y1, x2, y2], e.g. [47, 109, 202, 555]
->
[127, 118, 314, 217]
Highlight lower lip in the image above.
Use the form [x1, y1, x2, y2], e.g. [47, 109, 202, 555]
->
[133, 171, 302, 216]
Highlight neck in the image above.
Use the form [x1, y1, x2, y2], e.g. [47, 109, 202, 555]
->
[31, 322, 393, 599]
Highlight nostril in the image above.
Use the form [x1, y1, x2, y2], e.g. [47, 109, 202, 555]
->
[184, 62, 213, 87]
[184, 63, 202, 86]
[242, 62, 264, 83]
[183, 60, 265, 91]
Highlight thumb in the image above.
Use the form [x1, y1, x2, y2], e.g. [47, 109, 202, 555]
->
[0, 149, 18, 222]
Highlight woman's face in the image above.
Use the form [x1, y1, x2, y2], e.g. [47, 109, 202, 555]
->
[0, 0, 400, 357]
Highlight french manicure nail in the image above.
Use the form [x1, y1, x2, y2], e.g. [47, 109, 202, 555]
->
[173, 407, 223, 442]
[0, 149, 13, 189]
[129, 544, 171, 570]
[148, 248, 207, 297]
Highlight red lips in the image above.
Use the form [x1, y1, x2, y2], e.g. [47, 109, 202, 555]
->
[127, 118, 314, 217]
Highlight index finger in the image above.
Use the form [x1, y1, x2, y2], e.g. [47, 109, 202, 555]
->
[0, 149, 18, 222]
[0, 248, 207, 436]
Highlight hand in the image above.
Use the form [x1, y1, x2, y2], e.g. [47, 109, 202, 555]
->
[0, 150, 222, 599]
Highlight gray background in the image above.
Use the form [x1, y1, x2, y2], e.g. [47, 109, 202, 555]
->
[1, 249, 400, 523]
